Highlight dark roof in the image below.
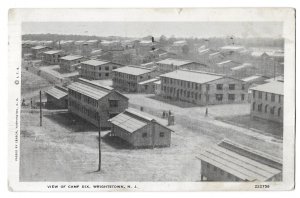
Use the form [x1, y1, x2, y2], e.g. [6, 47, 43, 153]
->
[250, 81, 283, 95]
[113, 66, 152, 76]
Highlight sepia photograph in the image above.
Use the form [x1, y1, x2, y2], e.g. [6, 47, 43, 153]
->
[7, 8, 295, 191]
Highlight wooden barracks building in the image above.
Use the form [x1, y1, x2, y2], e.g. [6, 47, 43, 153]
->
[42, 50, 65, 65]
[31, 45, 51, 59]
[196, 139, 282, 181]
[159, 69, 249, 105]
[112, 65, 157, 92]
[79, 59, 123, 80]
[59, 55, 85, 72]
[109, 108, 173, 148]
[250, 80, 283, 123]
[67, 78, 129, 128]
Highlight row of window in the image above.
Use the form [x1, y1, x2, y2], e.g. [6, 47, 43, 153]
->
[252, 102, 282, 116]
[114, 72, 138, 80]
[81, 71, 110, 77]
[69, 99, 98, 120]
[82, 95, 98, 107]
[253, 90, 283, 103]
[69, 89, 82, 100]
[142, 132, 165, 138]
[82, 65, 117, 71]
[113, 78, 138, 87]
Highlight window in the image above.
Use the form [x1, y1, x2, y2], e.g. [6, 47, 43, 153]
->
[216, 94, 223, 101]
[220, 170, 224, 175]
[99, 73, 101, 77]
[228, 94, 235, 101]
[105, 73, 109, 77]
[258, 91, 262, 99]
[217, 84, 223, 90]
[252, 102, 256, 110]
[229, 84, 235, 90]
[279, 95, 281, 103]
[109, 100, 118, 107]
[271, 94, 275, 102]
[105, 66, 109, 70]
[241, 94, 245, 101]
[265, 93, 268, 101]
[265, 105, 268, 113]
[206, 84, 210, 91]
[159, 132, 164, 137]
[258, 104, 262, 112]
[253, 90, 256, 98]
[142, 133, 147, 138]
[113, 66, 117, 70]
[213, 166, 217, 172]
[278, 107, 281, 117]
[270, 106, 275, 115]
[98, 67, 101, 70]
[242, 84, 245, 90]
[206, 95, 209, 102]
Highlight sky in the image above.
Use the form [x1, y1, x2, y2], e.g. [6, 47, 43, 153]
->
[22, 22, 283, 39]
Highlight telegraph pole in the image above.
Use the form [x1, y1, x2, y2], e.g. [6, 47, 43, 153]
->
[97, 113, 101, 172]
[39, 90, 42, 126]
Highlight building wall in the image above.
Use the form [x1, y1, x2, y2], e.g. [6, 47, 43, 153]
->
[112, 71, 156, 92]
[43, 52, 64, 65]
[111, 121, 171, 148]
[68, 89, 128, 128]
[32, 48, 51, 59]
[250, 90, 283, 123]
[200, 161, 243, 181]
[46, 94, 68, 109]
[60, 57, 85, 72]
[80, 62, 121, 80]
[137, 81, 156, 94]
[160, 76, 248, 106]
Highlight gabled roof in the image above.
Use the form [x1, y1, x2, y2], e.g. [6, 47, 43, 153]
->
[113, 66, 152, 76]
[242, 75, 269, 82]
[220, 45, 245, 51]
[250, 81, 283, 95]
[32, 45, 49, 50]
[156, 58, 193, 66]
[81, 59, 109, 66]
[196, 145, 281, 181]
[231, 63, 253, 71]
[160, 69, 224, 84]
[109, 108, 172, 134]
[138, 78, 160, 85]
[43, 50, 63, 55]
[60, 55, 83, 61]
[45, 86, 68, 99]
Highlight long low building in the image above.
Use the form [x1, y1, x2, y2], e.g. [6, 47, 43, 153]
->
[250, 80, 283, 123]
[31, 45, 51, 59]
[196, 139, 282, 181]
[112, 65, 157, 92]
[67, 78, 129, 128]
[79, 59, 123, 80]
[159, 69, 248, 105]
[109, 108, 173, 148]
[156, 58, 208, 73]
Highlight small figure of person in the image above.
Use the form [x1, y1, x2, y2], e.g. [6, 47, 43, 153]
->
[162, 111, 166, 118]
[169, 110, 172, 116]
[30, 98, 33, 109]
[205, 107, 208, 117]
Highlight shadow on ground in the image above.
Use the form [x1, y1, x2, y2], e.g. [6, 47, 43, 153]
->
[102, 133, 133, 150]
[148, 95, 199, 108]
[44, 111, 98, 132]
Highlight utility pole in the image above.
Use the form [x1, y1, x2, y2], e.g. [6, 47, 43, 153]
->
[39, 90, 42, 126]
[97, 113, 101, 172]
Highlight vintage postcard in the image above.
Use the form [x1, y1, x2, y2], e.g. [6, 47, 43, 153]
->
[8, 8, 295, 191]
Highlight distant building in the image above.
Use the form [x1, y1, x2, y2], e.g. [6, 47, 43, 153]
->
[22, 42, 34, 57]
[196, 139, 282, 181]
[242, 75, 270, 86]
[160, 69, 248, 105]
[101, 40, 123, 51]
[59, 55, 85, 72]
[31, 46, 52, 59]
[45, 85, 68, 109]
[156, 58, 208, 74]
[169, 40, 187, 54]
[112, 65, 157, 92]
[42, 50, 65, 65]
[250, 80, 283, 123]
[220, 45, 245, 55]
[80, 59, 123, 80]
[137, 77, 160, 94]
[67, 78, 129, 128]
[108, 108, 173, 148]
